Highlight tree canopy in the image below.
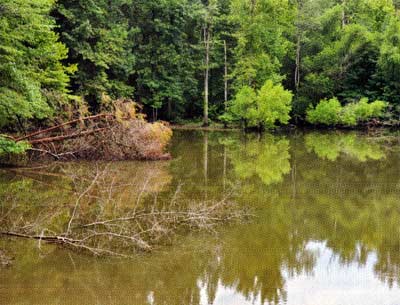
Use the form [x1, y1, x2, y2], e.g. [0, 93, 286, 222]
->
[1, 0, 400, 131]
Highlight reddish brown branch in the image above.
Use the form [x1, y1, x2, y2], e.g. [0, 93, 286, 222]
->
[15, 114, 114, 142]
[29, 128, 109, 144]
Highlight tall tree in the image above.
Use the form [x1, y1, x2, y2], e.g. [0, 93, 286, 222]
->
[202, 0, 219, 126]
[0, 0, 73, 129]
[129, 0, 204, 121]
[299, 0, 396, 105]
[230, 0, 295, 89]
[53, 0, 135, 112]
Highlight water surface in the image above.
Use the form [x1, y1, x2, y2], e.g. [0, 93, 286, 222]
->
[0, 130, 399, 305]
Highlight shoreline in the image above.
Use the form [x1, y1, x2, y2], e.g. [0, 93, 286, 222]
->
[170, 123, 400, 132]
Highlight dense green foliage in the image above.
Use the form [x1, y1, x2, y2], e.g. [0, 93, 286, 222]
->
[307, 97, 387, 126]
[226, 80, 293, 129]
[0, 136, 30, 155]
[0, 0, 74, 129]
[1, 0, 400, 131]
[52, 0, 135, 112]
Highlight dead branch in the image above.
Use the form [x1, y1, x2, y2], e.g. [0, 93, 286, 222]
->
[0, 165, 248, 257]
[29, 128, 108, 144]
[15, 113, 114, 142]
[66, 165, 103, 234]
[0, 249, 13, 267]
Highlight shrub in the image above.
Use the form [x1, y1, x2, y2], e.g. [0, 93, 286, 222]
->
[341, 98, 388, 126]
[307, 97, 387, 126]
[340, 103, 358, 126]
[218, 112, 235, 127]
[228, 80, 293, 129]
[256, 80, 293, 129]
[306, 98, 342, 126]
[0, 136, 30, 155]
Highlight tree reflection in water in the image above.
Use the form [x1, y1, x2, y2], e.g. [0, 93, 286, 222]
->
[0, 130, 400, 305]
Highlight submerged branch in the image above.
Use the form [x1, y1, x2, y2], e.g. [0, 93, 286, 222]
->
[0, 165, 248, 257]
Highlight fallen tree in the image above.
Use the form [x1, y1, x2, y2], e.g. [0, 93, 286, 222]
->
[1, 100, 173, 162]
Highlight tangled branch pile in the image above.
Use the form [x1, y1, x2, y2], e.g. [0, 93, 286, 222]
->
[6, 100, 173, 162]
[1, 201, 244, 257]
[0, 164, 248, 257]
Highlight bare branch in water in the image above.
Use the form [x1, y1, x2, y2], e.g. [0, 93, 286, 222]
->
[0, 164, 249, 257]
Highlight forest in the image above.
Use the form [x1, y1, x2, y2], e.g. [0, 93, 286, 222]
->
[1, 0, 400, 156]
[1, 2, 400, 301]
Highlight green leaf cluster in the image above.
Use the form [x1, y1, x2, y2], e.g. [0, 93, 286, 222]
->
[0, 136, 30, 155]
[307, 97, 387, 126]
[0, 0, 73, 128]
[53, 0, 135, 111]
[229, 80, 293, 129]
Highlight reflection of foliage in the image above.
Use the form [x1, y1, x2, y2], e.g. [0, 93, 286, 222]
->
[0, 161, 245, 257]
[305, 132, 386, 161]
[1, 131, 400, 305]
[231, 134, 291, 186]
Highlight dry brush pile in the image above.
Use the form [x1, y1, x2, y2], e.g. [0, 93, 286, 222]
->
[5, 100, 172, 162]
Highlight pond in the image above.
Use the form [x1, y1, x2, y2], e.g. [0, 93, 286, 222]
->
[0, 130, 399, 305]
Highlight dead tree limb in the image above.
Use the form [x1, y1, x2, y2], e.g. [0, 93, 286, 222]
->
[15, 114, 114, 142]
[29, 128, 108, 144]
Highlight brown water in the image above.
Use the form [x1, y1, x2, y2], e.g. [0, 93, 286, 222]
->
[0, 130, 400, 305]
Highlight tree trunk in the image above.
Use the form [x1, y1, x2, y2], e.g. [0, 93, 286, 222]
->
[341, 0, 346, 28]
[295, 33, 301, 91]
[203, 26, 210, 127]
[167, 99, 172, 121]
[16, 113, 113, 142]
[224, 40, 228, 109]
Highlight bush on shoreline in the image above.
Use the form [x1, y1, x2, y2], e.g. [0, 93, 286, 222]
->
[221, 80, 293, 130]
[306, 97, 387, 127]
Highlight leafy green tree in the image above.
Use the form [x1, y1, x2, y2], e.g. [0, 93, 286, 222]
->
[0, 0, 74, 129]
[53, 0, 135, 111]
[377, 15, 400, 113]
[255, 81, 293, 129]
[127, 0, 205, 120]
[201, 0, 219, 126]
[229, 80, 293, 129]
[229, 0, 295, 89]
[299, 0, 397, 110]
[228, 86, 257, 127]
[306, 97, 342, 125]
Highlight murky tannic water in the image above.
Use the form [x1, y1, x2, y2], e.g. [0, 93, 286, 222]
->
[0, 130, 400, 305]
